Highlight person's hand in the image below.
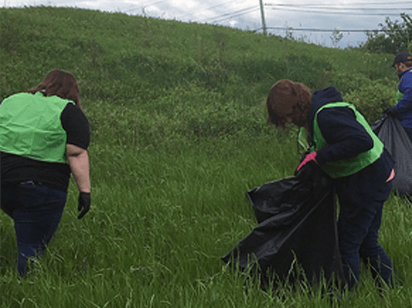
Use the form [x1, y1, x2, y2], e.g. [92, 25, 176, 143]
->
[78, 192, 91, 219]
[296, 151, 317, 172]
[384, 107, 398, 118]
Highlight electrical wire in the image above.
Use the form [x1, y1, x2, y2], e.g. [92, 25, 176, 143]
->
[54, 0, 408, 38]
[266, 6, 410, 16]
[123, 0, 171, 14]
[260, 27, 390, 33]
[268, 6, 411, 10]
[265, 1, 412, 7]
[264, 1, 411, 16]
[175, 0, 238, 19]
[206, 6, 259, 23]
[211, 7, 261, 23]
[115, 0, 411, 24]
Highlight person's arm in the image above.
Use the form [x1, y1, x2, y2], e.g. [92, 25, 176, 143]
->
[67, 144, 91, 219]
[66, 144, 90, 193]
[316, 107, 374, 164]
[61, 104, 91, 219]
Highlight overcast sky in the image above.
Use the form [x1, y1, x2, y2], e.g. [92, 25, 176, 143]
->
[1, 0, 411, 48]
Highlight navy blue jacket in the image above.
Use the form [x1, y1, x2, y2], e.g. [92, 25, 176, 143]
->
[395, 68, 412, 129]
[306, 87, 394, 200]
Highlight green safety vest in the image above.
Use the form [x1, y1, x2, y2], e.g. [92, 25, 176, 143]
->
[0, 92, 72, 163]
[396, 90, 404, 102]
[312, 102, 383, 178]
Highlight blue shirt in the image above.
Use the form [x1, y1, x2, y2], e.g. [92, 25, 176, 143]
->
[395, 69, 412, 129]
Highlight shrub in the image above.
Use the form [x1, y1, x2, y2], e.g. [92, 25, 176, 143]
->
[343, 80, 397, 123]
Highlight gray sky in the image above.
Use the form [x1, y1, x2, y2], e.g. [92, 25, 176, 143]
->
[2, 0, 411, 48]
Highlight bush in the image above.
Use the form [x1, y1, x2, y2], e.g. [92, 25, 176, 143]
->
[343, 80, 397, 123]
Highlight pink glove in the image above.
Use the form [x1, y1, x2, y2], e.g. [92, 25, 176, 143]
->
[297, 151, 317, 171]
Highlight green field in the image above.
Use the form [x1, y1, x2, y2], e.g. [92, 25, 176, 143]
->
[1, 6, 411, 308]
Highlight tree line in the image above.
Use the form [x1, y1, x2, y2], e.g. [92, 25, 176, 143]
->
[362, 13, 412, 54]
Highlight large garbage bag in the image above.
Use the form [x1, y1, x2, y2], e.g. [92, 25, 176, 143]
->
[372, 115, 412, 198]
[222, 162, 345, 288]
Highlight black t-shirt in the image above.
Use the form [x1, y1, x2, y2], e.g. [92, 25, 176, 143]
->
[1, 103, 90, 191]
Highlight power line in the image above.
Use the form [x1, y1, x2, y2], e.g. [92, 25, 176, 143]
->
[264, 2, 411, 16]
[267, 6, 411, 10]
[123, 0, 171, 14]
[206, 6, 259, 23]
[122, 0, 258, 25]
[175, 0, 238, 19]
[258, 27, 390, 33]
[265, 1, 412, 7]
[211, 8, 260, 24]
[266, 7, 410, 16]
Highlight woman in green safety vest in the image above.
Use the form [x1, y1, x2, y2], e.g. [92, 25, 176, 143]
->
[384, 51, 412, 142]
[0, 70, 91, 277]
[266, 79, 396, 290]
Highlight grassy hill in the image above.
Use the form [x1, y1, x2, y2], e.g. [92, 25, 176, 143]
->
[1, 6, 411, 308]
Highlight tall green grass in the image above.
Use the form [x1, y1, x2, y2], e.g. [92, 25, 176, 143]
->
[1, 6, 411, 308]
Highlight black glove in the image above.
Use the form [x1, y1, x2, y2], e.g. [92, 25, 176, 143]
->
[384, 107, 398, 118]
[78, 192, 91, 219]
[295, 160, 332, 199]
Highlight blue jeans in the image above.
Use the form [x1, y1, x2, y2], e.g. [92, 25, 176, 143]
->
[337, 180, 395, 289]
[1, 183, 67, 277]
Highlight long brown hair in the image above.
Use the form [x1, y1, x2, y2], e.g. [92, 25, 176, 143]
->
[27, 70, 82, 109]
[266, 80, 312, 129]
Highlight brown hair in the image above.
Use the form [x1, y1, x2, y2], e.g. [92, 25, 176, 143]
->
[266, 80, 312, 129]
[27, 70, 82, 109]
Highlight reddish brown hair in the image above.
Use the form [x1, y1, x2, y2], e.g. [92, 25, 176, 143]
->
[27, 70, 82, 109]
[266, 80, 312, 129]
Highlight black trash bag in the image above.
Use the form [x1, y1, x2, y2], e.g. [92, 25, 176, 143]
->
[372, 115, 412, 199]
[222, 162, 345, 289]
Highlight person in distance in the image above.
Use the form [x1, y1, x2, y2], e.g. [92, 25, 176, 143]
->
[384, 51, 412, 142]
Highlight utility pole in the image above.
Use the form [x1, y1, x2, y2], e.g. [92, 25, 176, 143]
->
[259, 0, 267, 37]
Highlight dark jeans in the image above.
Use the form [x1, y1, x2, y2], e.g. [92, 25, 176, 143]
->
[1, 183, 67, 277]
[336, 179, 395, 289]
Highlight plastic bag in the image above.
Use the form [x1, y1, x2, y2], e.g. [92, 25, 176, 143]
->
[222, 162, 344, 287]
[372, 115, 412, 198]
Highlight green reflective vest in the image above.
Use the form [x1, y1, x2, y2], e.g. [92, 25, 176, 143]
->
[0, 92, 72, 163]
[396, 90, 403, 103]
[312, 102, 383, 178]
